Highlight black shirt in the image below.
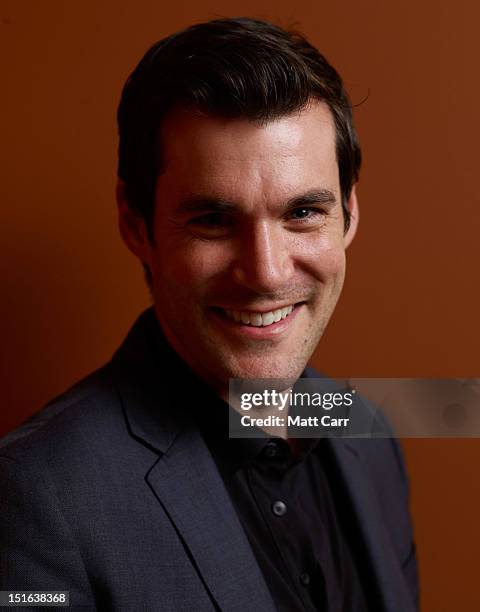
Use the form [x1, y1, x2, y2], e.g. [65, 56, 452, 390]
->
[150, 320, 370, 611]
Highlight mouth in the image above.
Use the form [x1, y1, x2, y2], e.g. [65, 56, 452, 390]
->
[223, 304, 295, 327]
[210, 302, 305, 336]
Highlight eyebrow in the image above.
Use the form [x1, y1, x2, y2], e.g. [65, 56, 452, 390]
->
[176, 188, 338, 215]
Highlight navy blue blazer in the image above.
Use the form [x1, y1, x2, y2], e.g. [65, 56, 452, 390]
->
[0, 309, 419, 611]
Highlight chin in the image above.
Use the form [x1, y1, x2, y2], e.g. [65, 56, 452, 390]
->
[224, 358, 305, 382]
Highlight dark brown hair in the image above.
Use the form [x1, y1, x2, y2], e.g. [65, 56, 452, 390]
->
[117, 17, 362, 242]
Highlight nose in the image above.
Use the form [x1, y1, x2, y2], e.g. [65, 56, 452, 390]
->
[231, 221, 295, 293]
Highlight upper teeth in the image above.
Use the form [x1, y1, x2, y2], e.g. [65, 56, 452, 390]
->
[225, 305, 294, 327]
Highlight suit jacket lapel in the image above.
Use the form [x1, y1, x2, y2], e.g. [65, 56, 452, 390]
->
[301, 367, 415, 611]
[111, 309, 276, 612]
[147, 422, 276, 612]
[325, 437, 415, 612]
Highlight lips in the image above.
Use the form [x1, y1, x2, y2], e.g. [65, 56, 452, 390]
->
[221, 305, 295, 327]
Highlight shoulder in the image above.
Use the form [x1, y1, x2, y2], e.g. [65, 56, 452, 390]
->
[0, 363, 127, 473]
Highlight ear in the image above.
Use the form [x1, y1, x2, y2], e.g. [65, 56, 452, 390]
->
[343, 184, 359, 249]
[116, 179, 152, 263]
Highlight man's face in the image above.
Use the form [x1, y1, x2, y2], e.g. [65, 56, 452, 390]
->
[121, 101, 357, 398]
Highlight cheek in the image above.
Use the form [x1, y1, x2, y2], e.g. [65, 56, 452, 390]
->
[152, 243, 226, 289]
[302, 237, 347, 281]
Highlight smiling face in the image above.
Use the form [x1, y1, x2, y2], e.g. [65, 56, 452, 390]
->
[118, 100, 358, 399]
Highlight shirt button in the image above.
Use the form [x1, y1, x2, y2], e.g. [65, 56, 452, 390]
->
[271, 500, 287, 516]
[299, 572, 311, 586]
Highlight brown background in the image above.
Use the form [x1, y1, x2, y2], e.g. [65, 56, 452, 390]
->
[1, 0, 479, 609]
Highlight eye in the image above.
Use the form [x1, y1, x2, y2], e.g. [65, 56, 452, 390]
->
[189, 212, 232, 227]
[186, 212, 234, 239]
[286, 207, 325, 223]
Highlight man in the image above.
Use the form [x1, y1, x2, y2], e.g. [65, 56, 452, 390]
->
[0, 18, 419, 611]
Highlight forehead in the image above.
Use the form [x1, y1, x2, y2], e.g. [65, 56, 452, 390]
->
[156, 101, 339, 201]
